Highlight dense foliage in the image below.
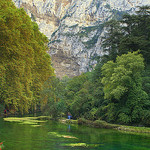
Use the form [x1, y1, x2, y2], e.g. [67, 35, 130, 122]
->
[40, 76, 66, 118]
[0, 0, 54, 114]
[1, 1, 149, 126]
[102, 5, 150, 64]
[101, 52, 149, 124]
[41, 6, 150, 126]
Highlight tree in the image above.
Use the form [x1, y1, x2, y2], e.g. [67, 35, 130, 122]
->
[0, 0, 54, 114]
[101, 51, 149, 124]
[120, 8, 150, 64]
[40, 76, 66, 118]
[102, 6, 150, 64]
[102, 20, 123, 62]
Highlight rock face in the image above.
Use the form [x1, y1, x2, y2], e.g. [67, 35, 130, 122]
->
[13, 0, 149, 78]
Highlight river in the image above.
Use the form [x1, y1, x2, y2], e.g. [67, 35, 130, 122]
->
[0, 117, 150, 150]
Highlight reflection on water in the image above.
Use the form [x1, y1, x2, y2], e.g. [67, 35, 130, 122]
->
[0, 118, 150, 150]
[67, 125, 71, 132]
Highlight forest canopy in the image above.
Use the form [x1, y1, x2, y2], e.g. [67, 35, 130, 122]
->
[0, 0, 54, 114]
[40, 6, 150, 126]
[0, 0, 150, 126]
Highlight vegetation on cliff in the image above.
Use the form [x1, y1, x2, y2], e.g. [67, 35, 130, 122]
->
[41, 6, 150, 127]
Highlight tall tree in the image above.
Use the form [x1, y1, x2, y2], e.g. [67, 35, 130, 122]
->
[40, 76, 66, 118]
[0, 0, 54, 114]
[102, 6, 150, 64]
[101, 51, 149, 124]
[102, 20, 123, 62]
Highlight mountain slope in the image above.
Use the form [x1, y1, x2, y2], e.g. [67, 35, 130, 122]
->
[13, 0, 150, 78]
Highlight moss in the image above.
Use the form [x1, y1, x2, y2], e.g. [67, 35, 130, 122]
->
[61, 143, 87, 147]
[3, 116, 48, 126]
[48, 132, 78, 139]
[61, 143, 102, 147]
[19, 121, 38, 125]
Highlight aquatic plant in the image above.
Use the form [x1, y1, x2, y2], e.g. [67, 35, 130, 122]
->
[62, 143, 87, 147]
[61, 143, 101, 147]
[3, 117, 47, 126]
[48, 132, 78, 139]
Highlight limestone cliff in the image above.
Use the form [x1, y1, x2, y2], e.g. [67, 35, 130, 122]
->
[13, 0, 149, 78]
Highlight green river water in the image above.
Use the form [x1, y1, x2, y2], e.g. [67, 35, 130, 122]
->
[0, 117, 150, 150]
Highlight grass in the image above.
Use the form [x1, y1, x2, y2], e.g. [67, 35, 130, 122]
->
[77, 118, 150, 134]
[116, 125, 150, 133]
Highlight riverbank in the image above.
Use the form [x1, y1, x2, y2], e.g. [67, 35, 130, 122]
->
[60, 118, 150, 134]
[3, 115, 150, 134]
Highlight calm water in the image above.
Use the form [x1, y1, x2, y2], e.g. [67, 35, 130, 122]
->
[0, 118, 150, 150]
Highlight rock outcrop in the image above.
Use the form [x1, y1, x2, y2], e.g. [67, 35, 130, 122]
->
[13, 0, 149, 78]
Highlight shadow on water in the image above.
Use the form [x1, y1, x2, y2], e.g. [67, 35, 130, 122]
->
[0, 118, 150, 150]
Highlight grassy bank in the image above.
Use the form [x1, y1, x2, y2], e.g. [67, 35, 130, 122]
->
[60, 118, 150, 134]
[4, 116, 150, 134]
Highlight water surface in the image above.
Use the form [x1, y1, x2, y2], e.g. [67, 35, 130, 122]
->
[0, 118, 150, 150]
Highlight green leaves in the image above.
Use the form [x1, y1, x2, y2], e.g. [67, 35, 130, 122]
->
[101, 51, 149, 124]
[40, 76, 66, 118]
[101, 51, 144, 100]
[0, 0, 54, 114]
[102, 6, 150, 64]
